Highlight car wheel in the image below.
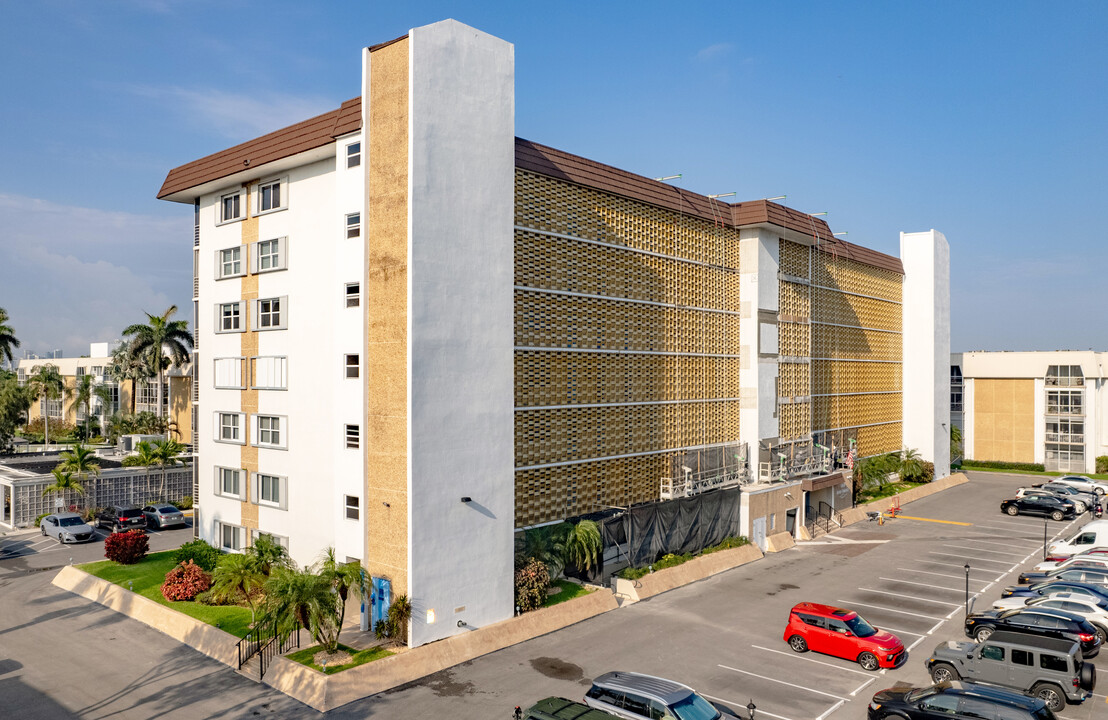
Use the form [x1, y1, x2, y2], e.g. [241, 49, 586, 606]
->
[57, 535, 65, 544]
[858, 652, 879, 671]
[788, 635, 808, 653]
[929, 662, 959, 683]
[1031, 683, 1065, 712]
[1051, 510, 1065, 521]
[1097, 487, 1106, 496]
[1076, 502, 1087, 513]
[1094, 625, 1107, 645]
[1079, 661, 1096, 691]
[974, 626, 994, 642]
[40, 525, 46, 536]
[1006, 505, 1019, 516]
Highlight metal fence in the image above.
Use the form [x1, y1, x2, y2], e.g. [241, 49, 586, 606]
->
[8, 466, 193, 527]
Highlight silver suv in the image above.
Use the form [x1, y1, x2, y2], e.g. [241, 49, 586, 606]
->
[583, 671, 740, 720]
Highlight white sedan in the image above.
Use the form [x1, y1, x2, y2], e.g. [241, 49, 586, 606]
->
[1054, 475, 1108, 496]
[1033, 552, 1108, 572]
[40, 512, 96, 544]
[991, 593, 1108, 642]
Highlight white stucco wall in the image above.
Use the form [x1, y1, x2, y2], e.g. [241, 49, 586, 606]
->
[738, 229, 781, 452]
[901, 230, 951, 479]
[406, 19, 515, 647]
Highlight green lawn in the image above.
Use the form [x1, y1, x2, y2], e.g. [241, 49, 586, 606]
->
[543, 579, 591, 607]
[285, 643, 393, 674]
[856, 480, 927, 504]
[80, 551, 254, 636]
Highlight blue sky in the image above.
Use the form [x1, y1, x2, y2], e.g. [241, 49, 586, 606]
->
[1, 1, 1105, 357]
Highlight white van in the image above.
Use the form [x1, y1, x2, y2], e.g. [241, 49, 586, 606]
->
[1048, 521, 1108, 559]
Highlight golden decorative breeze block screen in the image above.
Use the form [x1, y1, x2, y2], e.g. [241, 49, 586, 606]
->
[779, 240, 809, 278]
[812, 324, 901, 362]
[515, 351, 739, 407]
[778, 400, 811, 442]
[857, 422, 903, 457]
[813, 253, 901, 302]
[812, 393, 902, 430]
[811, 360, 901, 396]
[811, 288, 901, 331]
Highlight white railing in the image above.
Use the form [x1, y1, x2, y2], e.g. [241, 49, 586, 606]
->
[660, 467, 750, 500]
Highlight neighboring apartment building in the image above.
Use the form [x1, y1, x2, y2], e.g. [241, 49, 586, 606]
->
[158, 19, 949, 647]
[951, 351, 1108, 473]
[16, 342, 192, 444]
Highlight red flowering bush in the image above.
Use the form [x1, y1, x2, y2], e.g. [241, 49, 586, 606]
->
[161, 560, 212, 601]
[514, 558, 549, 612]
[104, 529, 149, 565]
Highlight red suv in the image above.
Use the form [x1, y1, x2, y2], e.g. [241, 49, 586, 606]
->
[783, 602, 905, 670]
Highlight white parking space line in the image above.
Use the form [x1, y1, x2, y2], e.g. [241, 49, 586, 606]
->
[840, 600, 943, 620]
[972, 522, 1047, 532]
[971, 538, 1043, 549]
[873, 625, 923, 637]
[942, 544, 1027, 557]
[718, 664, 848, 701]
[750, 645, 877, 677]
[850, 678, 876, 697]
[816, 700, 845, 720]
[899, 569, 992, 584]
[859, 588, 961, 607]
[880, 576, 961, 591]
[700, 694, 795, 720]
[929, 551, 1011, 565]
[921, 560, 1006, 575]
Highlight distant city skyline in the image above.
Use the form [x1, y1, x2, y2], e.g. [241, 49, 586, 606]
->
[1, 1, 1105, 356]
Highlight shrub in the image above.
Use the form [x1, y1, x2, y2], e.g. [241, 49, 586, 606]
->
[104, 530, 149, 565]
[161, 560, 212, 601]
[963, 459, 1046, 472]
[702, 535, 749, 554]
[920, 461, 935, 483]
[619, 566, 650, 580]
[1098, 456, 1108, 474]
[514, 558, 549, 612]
[121, 456, 146, 467]
[34, 513, 49, 527]
[174, 539, 222, 572]
[652, 552, 693, 571]
[175, 495, 193, 510]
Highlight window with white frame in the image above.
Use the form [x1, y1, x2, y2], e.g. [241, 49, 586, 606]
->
[219, 190, 243, 224]
[345, 282, 360, 308]
[345, 424, 359, 449]
[215, 412, 244, 444]
[253, 472, 287, 509]
[213, 357, 244, 389]
[345, 495, 360, 520]
[346, 212, 360, 239]
[251, 356, 287, 389]
[215, 466, 244, 499]
[218, 247, 243, 279]
[256, 177, 286, 214]
[251, 529, 289, 550]
[252, 414, 287, 449]
[91, 366, 103, 378]
[219, 522, 243, 551]
[252, 237, 287, 274]
[135, 380, 169, 414]
[345, 354, 359, 379]
[346, 141, 361, 168]
[17, 368, 25, 383]
[215, 301, 245, 333]
[253, 297, 286, 330]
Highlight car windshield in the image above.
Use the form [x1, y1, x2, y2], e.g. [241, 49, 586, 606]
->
[59, 517, 84, 527]
[670, 693, 721, 720]
[845, 615, 877, 638]
[903, 687, 938, 703]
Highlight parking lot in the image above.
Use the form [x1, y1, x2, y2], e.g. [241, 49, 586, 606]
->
[0, 516, 194, 572]
[3, 473, 1108, 720]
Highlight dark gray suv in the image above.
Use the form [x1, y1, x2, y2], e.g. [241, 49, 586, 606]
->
[96, 505, 147, 533]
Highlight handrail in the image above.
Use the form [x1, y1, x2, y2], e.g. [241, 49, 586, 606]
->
[237, 613, 301, 678]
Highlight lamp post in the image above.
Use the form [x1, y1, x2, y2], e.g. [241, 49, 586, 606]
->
[1043, 518, 1048, 561]
[964, 563, 970, 617]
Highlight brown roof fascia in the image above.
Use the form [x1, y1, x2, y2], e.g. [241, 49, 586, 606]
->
[157, 98, 362, 199]
[368, 34, 408, 52]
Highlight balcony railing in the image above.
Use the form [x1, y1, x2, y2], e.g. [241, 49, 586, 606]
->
[1047, 405, 1084, 416]
[1046, 433, 1084, 444]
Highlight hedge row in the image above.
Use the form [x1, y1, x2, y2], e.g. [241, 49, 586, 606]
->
[963, 459, 1045, 472]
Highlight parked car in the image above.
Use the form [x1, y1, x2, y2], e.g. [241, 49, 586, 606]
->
[868, 680, 1056, 720]
[142, 503, 185, 529]
[1019, 565, 1108, 585]
[1046, 522, 1108, 559]
[990, 594, 1108, 643]
[1001, 581, 1108, 604]
[520, 697, 620, 720]
[926, 631, 1095, 711]
[963, 606, 1100, 657]
[1000, 494, 1076, 521]
[1031, 553, 1108, 574]
[783, 602, 905, 670]
[95, 505, 146, 533]
[1034, 483, 1097, 513]
[583, 671, 741, 720]
[39, 512, 95, 544]
[1053, 475, 1108, 496]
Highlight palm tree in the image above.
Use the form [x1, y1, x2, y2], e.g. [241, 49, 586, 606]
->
[68, 374, 95, 441]
[57, 444, 101, 510]
[264, 565, 333, 645]
[133, 441, 158, 501]
[41, 468, 85, 512]
[105, 343, 150, 415]
[28, 363, 69, 448]
[93, 383, 116, 433]
[152, 438, 185, 500]
[899, 447, 925, 482]
[122, 306, 193, 434]
[211, 553, 267, 624]
[0, 308, 20, 369]
[317, 548, 364, 648]
[950, 424, 964, 464]
[562, 519, 602, 574]
[248, 533, 292, 577]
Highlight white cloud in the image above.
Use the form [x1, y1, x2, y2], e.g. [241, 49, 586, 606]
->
[0, 194, 191, 357]
[126, 85, 337, 140]
[696, 43, 735, 62]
